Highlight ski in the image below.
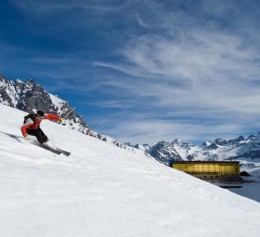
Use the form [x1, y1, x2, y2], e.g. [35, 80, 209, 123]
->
[41, 144, 62, 155]
[3, 132, 68, 156]
[55, 147, 71, 156]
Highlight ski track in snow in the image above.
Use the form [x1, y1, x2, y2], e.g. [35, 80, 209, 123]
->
[0, 103, 260, 237]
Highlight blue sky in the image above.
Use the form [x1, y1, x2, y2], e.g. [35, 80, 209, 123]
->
[1, 0, 260, 145]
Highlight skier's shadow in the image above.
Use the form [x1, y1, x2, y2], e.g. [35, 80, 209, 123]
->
[0, 131, 22, 143]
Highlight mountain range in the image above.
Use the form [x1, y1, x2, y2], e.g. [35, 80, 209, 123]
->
[130, 134, 260, 167]
[1, 75, 260, 167]
[0, 75, 127, 149]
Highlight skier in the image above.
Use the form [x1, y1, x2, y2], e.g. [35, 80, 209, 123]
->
[21, 110, 64, 146]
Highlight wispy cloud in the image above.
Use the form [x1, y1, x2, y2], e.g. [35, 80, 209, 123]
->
[93, 109, 251, 145]
[90, 1, 260, 143]
[3, 0, 260, 144]
[10, 0, 130, 13]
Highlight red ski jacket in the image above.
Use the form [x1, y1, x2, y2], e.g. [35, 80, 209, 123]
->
[21, 114, 60, 136]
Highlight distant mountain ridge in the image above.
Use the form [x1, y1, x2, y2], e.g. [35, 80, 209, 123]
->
[0, 75, 127, 148]
[1, 74, 260, 166]
[130, 133, 260, 166]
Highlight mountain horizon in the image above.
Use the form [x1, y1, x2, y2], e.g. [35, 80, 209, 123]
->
[1, 75, 260, 169]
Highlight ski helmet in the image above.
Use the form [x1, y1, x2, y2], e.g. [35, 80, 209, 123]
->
[37, 110, 45, 116]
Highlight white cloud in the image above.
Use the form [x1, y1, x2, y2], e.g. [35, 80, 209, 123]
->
[4, 0, 260, 144]
[91, 5, 260, 143]
[10, 0, 130, 14]
[97, 112, 249, 145]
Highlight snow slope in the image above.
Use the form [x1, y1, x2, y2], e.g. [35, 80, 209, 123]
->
[0, 104, 260, 237]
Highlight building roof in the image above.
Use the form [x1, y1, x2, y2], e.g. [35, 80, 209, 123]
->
[172, 161, 240, 164]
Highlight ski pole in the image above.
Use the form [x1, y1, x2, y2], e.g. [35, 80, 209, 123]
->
[63, 105, 77, 119]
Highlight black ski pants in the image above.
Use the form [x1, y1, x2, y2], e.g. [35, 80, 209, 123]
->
[27, 128, 48, 144]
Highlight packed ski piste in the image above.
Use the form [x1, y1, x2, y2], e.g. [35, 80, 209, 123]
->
[1, 103, 260, 237]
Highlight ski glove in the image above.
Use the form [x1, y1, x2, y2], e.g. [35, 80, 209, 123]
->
[24, 134, 29, 140]
[59, 117, 64, 123]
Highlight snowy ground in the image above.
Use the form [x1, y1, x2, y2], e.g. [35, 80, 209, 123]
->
[0, 104, 260, 237]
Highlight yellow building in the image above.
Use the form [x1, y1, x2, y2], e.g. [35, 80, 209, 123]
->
[172, 161, 243, 186]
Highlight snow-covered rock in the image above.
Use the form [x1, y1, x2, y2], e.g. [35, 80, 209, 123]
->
[132, 132, 260, 165]
[0, 75, 127, 149]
